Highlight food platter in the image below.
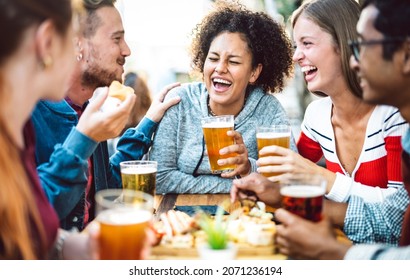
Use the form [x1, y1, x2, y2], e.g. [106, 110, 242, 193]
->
[149, 201, 287, 260]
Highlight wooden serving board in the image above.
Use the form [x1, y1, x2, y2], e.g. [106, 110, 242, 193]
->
[149, 243, 286, 260]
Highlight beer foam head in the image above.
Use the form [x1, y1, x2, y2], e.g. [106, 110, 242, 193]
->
[202, 122, 234, 128]
[256, 132, 290, 139]
[98, 209, 151, 225]
[280, 185, 325, 198]
[121, 167, 157, 174]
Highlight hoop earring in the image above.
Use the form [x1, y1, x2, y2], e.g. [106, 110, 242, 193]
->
[76, 53, 83, 61]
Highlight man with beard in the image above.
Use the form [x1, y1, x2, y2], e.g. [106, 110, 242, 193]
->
[31, 0, 180, 231]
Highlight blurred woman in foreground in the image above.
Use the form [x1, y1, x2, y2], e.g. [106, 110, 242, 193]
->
[0, 0, 97, 259]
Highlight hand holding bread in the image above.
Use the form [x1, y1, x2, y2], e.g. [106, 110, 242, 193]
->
[108, 80, 134, 101]
[77, 81, 136, 142]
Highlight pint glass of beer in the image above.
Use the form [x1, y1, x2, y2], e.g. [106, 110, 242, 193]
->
[201, 115, 235, 174]
[120, 160, 157, 196]
[279, 174, 326, 222]
[256, 125, 291, 178]
[95, 189, 154, 259]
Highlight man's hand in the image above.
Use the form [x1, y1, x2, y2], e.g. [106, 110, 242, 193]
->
[77, 88, 136, 142]
[230, 172, 281, 207]
[145, 82, 181, 123]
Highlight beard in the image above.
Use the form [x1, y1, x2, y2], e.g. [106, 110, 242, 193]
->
[81, 64, 121, 89]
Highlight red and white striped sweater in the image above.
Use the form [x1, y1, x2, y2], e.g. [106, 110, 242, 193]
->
[298, 97, 408, 202]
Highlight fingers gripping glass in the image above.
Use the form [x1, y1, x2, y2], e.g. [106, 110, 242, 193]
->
[348, 38, 406, 62]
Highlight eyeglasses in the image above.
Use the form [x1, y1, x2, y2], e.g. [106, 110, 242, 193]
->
[348, 38, 406, 62]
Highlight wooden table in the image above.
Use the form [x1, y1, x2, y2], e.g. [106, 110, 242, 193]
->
[154, 193, 278, 217]
[150, 193, 287, 260]
[154, 193, 240, 217]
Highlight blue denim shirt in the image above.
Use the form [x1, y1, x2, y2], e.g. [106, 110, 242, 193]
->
[32, 99, 158, 230]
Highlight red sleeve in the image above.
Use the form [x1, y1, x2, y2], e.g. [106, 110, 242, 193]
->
[297, 132, 324, 163]
[385, 135, 403, 183]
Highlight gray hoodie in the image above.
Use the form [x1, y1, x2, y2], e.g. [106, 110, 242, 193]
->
[150, 82, 296, 194]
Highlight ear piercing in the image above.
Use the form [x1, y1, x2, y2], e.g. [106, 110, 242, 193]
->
[42, 55, 53, 69]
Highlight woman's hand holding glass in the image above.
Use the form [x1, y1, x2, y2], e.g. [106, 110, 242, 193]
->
[58, 222, 99, 260]
[256, 145, 332, 184]
[219, 131, 251, 178]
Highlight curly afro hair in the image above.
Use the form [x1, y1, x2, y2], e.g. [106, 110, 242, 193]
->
[189, 1, 293, 93]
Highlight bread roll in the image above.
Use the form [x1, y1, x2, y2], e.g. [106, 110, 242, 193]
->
[108, 80, 134, 101]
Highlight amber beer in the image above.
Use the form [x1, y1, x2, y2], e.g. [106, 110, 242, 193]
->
[280, 186, 324, 222]
[120, 161, 157, 196]
[202, 115, 235, 174]
[98, 208, 151, 259]
[95, 189, 153, 260]
[279, 174, 326, 222]
[256, 125, 290, 178]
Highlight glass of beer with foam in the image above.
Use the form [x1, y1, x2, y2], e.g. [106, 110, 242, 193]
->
[201, 115, 236, 174]
[120, 160, 157, 196]
[279, 174, 326, 222]
[95, 189, 154, 259]
[256, 125, 291, 178]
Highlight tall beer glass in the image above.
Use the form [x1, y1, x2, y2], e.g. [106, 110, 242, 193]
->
[201, 115, 235, 174]
[279, 174, 326, 222]
[95, 189, 154, 259]
[256, 125, 291, 178]
[120, 160, 157, 196]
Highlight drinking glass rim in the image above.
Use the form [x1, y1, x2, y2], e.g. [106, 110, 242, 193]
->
[120, 160, 157, 167]
[256, 124, 291, 134]
[95, 189, 154, 210]
[257, 124, 290, 129]
[280, 173, 326, 188]
[201, 114, 234, 121]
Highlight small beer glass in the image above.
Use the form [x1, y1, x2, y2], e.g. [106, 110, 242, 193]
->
[256, 125, 291, 178]
[279, 174, 326, 222]
[120, 160, 157, 196]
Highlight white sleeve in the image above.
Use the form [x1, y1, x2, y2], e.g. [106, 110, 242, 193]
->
[326, 172, 398, 203]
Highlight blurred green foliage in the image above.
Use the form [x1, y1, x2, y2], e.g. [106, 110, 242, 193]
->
[275, 0, 299, 22]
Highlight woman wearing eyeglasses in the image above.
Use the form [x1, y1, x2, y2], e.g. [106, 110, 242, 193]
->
[251, 0, 408, 203]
